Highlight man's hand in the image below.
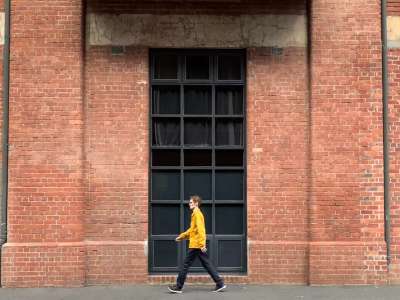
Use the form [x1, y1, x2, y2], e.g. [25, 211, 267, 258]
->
[201, 246, 207, 253]
[175, 236, 181, 242]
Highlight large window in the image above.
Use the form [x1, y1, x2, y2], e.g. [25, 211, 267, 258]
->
[149, 49, 246, 273]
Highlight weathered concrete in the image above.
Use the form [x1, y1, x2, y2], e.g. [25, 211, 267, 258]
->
[388, 16, 400, 48]
[0, 12, 4, 45]
[87, 14, 307, 48]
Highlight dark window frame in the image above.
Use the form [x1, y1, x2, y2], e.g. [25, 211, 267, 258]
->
[149, 49, 247, 274]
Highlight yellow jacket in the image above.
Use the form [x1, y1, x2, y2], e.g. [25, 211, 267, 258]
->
[178, 207, 206, 249]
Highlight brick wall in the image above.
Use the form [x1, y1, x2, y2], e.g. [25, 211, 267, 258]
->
[246, 47, 309, 283]
[84, 46, 148, 284]
[389, 46, 400, 283]
[2, 0, 399, 287]
[84, 0, 310, 285]
[388, 0, 400, 15]
[388, 0, 400, 280]
[1, 0, 85, 287]
[310, 0, 387, 284]
[0, 0, 4, 253]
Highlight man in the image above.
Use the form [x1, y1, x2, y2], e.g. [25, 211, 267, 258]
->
[168, 195, 226, 293]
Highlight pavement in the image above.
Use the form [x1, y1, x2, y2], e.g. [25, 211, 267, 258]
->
[1, 285, 400, 300]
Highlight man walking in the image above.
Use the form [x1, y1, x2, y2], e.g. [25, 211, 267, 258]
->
[168, 195, 226, 293]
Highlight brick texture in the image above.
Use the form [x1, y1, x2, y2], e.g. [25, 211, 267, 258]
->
[2, 0, 399, 287]
[388, 47, 400, 283]
[1, 243, 85, 287]
[0, 0, 4, 283]
[84, 46, 149, 283]
[0, 31, 3, 254]
[86, 242, 147, 284]
[388, 0, 400, 15]
[310, 0, 387, 284]
[85, 47, 148, 243]
[2, 0, 85, 286]
[246, 47, 309, 283]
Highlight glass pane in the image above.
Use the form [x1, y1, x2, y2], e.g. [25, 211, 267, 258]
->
[218, 240, 242, 268]
[152, 86, 180, 114]
[153, 118, 180, 146]
[215, 205, 243, 234]
[184, 118, 211, 146]
[152, 171, 180, 200]
[186, 55, 210, 80]
[153, 240, 178, 268]
[184, 150, 212, 166]
[154, 54, 178, 79]
[215, 150, 243, 167]
[184, 240, 211, 268]
[184, 204, 212, 233]
[216, 86, 243, 115]
[215, 171, 243, 200]
[216, 119, 243, 146]
[184, 171, 212, 200]
[218, 55, 241, 80]
[184, 86, 211, 115]
[152, 205, 180, 235]
[152, 149, 180, 166]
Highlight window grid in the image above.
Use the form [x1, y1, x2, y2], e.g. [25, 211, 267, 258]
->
[149, 49, 246, 274]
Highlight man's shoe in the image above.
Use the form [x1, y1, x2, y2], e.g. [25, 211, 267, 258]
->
[168, 285, 182, 294]
[213, 284, 227, 292]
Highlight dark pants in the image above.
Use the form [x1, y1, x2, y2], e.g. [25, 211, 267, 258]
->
[176, 248, 224, 289]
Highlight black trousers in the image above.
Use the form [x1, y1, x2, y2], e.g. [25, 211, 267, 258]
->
[176, 248, 223, 289]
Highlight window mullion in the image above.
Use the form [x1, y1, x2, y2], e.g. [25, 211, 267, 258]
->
[211, 54, 216, 265]
[150, 49, 246, 273]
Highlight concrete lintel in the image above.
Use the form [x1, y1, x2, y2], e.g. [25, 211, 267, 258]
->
[388, 16, 400, 49]
[0, 12, 4, 45]
[87, 13, 307, 48]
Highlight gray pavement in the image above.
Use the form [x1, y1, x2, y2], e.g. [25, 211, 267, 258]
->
[0, 285, 400, 300]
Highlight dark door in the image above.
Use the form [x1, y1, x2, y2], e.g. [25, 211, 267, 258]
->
[149, 49, 246, 273]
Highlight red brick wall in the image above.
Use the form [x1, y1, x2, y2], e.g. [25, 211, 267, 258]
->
[246, 47, 309, 283]
[388, 0, 400, 283]
[388, 0, 400, 15]
[1, 0, 85, 287]
[0, 0, 4, 237]
[388, 46, 400, 283]
[84, 46, 148, 284]
[310, 0, 387, 284]
[2, 0, 399, 287]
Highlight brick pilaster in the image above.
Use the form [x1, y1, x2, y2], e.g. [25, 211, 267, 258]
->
[310, 0, 387, 284]
[1, 0, 85, 287]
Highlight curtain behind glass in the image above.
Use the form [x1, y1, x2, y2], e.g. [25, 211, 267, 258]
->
[185, 86, 211, 115]
[153, 86, 180, 114]
[216, 120, 243, 146]
[185, 119, 211, 146]
[153, 119, 180, 146]
[218, 55, 241, 80]
[216, 87, 243, 115]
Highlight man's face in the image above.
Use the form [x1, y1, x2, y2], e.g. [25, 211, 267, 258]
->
[189, 199, 197, 210]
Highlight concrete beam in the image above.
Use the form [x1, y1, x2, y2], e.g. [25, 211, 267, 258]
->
[388, 16, 400, 49]
[87, 13, 307, 48]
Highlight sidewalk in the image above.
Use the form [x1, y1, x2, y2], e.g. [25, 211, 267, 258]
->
[1, 285, 400, 300]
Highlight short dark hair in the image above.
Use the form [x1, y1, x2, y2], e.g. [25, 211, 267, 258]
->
[190, 195, 202, 207]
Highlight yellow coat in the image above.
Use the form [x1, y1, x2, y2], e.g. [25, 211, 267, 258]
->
[178, 207, 206, 249]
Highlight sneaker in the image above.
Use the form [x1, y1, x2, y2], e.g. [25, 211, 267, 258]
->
[168, 285, 183, 294]
[213, 284, 227, 292]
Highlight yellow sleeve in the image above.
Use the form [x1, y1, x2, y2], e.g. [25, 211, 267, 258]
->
[178, 228, 190, 240]
[178, 215, 196, 240]
[195, 213, 206, 248]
